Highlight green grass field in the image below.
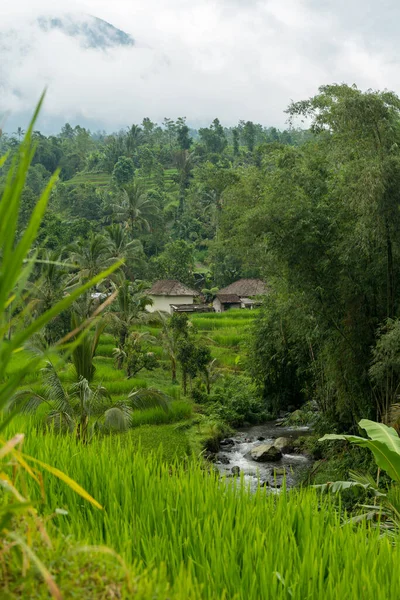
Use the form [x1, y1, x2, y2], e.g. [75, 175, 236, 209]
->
[3, 421, 400, 599]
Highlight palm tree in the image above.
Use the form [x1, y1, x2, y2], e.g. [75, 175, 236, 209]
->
[28, 250, 68, 315]
[70, 313, 106, 383]
[13, 127, 25, 141]
[107, 273, 152, 366]
[105, 223, 143, 278]
[10, 361, 170, 441]
[113, 182, 158, 232]
[126, 124, 143, 154]
[174, 150, 195, 213]
[69, 232, 115, 284]
[151, 311, 179, 384]
[202, 358, 219, 394]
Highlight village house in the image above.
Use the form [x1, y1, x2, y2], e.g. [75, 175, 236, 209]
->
[147, 280, 198, 314]
[213, 278, 267, 312]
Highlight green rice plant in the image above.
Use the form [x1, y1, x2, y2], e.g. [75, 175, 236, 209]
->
[106, 379, 148, 394]
[93, 361, 124, 382]
[96, 342, 116, 357]
[164, 385, 182, 400]
[4, 422, 400, 600]
[129, 400, 192, 427]
[211, 347, 239, 368]
[211, 332, 244, 347]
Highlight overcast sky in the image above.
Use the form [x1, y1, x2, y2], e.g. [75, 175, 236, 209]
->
[1, 0, 400, 132]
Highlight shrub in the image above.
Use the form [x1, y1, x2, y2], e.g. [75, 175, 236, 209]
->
[206, 375, 269, 427]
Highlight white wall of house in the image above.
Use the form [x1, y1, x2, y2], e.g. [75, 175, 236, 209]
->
[147, 295, 194, 314]
[240, 297, 254, 309]
[213, 297, 223, 313]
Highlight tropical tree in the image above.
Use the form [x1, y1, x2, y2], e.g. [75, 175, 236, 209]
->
[113, 181, 159, 232]
[28, 250, 68, 314]
[113, 330, 158, 378]
[202, 357, 218, 394]
[105, 223, 143, 277]
[126, 124, 143, 154]
[69, 232, 115, 283]
[70, 313, 106, 383]
[112, 156, 135, 186]
[161, 315, 178, 384]
[13, 126, 25, 141]
[10, 361, 169, 442]
[152, 239, 195, 286]
[107, 273, 152, 366]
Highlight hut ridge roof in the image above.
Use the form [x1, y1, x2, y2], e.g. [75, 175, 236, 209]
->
[216, 294, 241, 303]
[217, 278, 267, 297]
[149, 279, 197, 296]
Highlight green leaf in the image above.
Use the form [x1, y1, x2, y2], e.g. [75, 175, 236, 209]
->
[22, 454, 103, 510]
[320, 420, 400, 482]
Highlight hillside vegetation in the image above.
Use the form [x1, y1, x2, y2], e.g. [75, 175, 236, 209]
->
[4, 86, 400, 598]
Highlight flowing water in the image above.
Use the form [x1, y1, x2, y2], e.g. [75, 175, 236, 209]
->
[214, 422, 311, 491]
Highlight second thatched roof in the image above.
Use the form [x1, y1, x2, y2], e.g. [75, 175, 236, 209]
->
[217, 278, 267, 297]
[148, 279, 197, 296]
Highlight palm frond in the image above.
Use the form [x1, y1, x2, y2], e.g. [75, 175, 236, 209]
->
[41, 362, 73, 414]
[128, 388, 170, 412]
[102, 405, 132, 432]
[25, 332, 49, 358]
[8, 389, 49, 414]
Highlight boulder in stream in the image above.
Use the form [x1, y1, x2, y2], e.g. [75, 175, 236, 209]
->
[231, 466, 241, 476]
[250, 443, 282, 462]
[220, 438, 235, 447]
[274, 437, 294, 453]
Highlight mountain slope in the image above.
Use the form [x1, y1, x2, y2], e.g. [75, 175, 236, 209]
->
[36, 14, 134, 49]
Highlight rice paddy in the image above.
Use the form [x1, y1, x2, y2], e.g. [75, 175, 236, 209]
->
[3, 420, 400, 599]
[5, 310, 399, 599]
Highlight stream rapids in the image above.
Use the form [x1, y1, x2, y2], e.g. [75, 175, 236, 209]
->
[214, 422, 311, 491]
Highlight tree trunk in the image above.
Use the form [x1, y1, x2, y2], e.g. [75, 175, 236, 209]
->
[386, 218, 395, 319]
[171, 358, 177, 384]
[118, 325, 128, 369]
[182, 370, 187, 395]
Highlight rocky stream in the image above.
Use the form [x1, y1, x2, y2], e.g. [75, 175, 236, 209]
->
[214, 421, 312, 491]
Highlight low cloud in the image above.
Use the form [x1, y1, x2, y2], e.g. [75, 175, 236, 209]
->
[1, 0, 400, 132]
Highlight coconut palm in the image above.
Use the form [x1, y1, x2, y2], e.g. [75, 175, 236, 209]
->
[202, 358, 219, 394]
[113, 181, 159, 232]
[150, 311, 179, 384]
[174, 150, 196, 213]
[13, 126, 25, 141]
[10, 357, 170, 442]
[107, 273, 152, 366]
[10, 361, 152, 441]
[126, 124, 143, 154]
[70, 313, 106, 383]
[69, 232, 115, 283]
[28, 250, 69, 315]
[105, 223, 143, 278]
